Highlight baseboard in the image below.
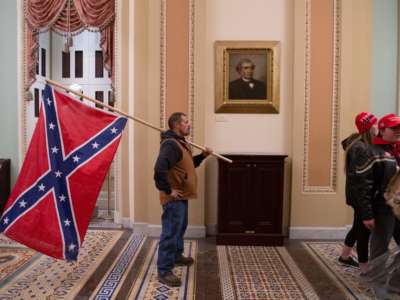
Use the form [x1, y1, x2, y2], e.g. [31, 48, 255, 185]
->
[114, 221, 351, 240]
[289, 226, 352, 239]
[128, 223, 206, 238]
[89, 222, 122, 229]
[206, 224, 217, 236]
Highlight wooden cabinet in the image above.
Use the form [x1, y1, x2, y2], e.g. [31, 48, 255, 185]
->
[217, 155, 287, 246]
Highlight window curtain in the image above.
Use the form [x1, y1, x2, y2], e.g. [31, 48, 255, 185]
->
[24, 0, 115, 97]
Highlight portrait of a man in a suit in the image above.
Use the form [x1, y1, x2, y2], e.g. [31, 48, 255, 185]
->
[229, 58, 266, 100]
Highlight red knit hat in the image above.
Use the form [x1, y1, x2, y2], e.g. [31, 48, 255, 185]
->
[355, 112, 378, 133]
[378, 113, 400, 130]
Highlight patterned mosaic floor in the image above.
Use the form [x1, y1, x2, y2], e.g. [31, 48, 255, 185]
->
[0, 230, 197, 300]
[0, 229, 145, 299]
[127, 240, 197, 300]
[302, 241, 373, 299]
[217, 245, 319, 300]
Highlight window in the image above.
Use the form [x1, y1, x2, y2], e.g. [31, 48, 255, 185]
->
[62, 52, 70, 78]
[75, 50, 83, 78]
[41, 48, 46, 77]
[108, 91, 113, 105]
[108, 90, 114, 111]
[95, 91, 104, 109]
[34, 88, 40, 117]
[36, 49, 39, 75]
[95, 51, 104, 78]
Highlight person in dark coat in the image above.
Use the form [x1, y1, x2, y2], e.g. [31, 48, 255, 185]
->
[154, 112, 212, 287]
[339, 112, 378, 273]
[356, 114, 400, 299]
[229, 58, 266, 100]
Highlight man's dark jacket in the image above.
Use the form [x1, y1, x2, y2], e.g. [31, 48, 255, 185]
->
[154, 130, 205, 195]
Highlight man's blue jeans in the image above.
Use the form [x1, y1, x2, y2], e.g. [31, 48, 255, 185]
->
[157, 200, 188, 276]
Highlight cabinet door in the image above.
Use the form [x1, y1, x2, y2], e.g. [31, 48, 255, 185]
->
[218, 163, 252, 233]
[251, 162, 283, 234]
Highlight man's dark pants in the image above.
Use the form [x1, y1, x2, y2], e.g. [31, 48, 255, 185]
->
[157, 200, 188, 276]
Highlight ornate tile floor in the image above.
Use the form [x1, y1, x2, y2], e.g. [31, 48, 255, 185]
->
[0, 231, 366, 300]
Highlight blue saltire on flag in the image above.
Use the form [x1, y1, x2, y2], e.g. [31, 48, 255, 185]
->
[0, 84, 127, 260]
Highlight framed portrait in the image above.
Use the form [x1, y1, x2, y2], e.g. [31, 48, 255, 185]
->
[215, 41, 280, 113]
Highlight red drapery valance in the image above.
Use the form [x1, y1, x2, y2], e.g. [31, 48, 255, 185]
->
[24, 0, 115, 94]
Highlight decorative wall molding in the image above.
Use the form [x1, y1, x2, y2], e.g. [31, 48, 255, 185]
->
[160, 0, 167, 129]
[160, 0, 195, 140]
[302, 0, 341, 193]
[114, 0, 123, 220]
[127, 0, 135, 219]
[188, 0, 195, 141]
[21, 12, 28, 155]
[17, 0, 24, 168]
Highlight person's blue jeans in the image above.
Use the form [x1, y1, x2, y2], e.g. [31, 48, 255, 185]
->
[157, 200, 188, 276]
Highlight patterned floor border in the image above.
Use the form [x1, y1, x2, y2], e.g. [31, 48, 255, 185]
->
[217, 245, 319, 300]
[0, 229, 130, 299]
[127, 239, 197, 300]
[302, 241, 373, 299]
[89, 233, 146, 299]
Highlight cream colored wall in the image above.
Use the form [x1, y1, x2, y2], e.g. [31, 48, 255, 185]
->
[132, 0, 149, 222]
[128, 0, 206, 226]
[198, 0, 294, 229]
[290, 0, 373, 228]
[119, 0, 160, 225]
[119, 0, 375, 232]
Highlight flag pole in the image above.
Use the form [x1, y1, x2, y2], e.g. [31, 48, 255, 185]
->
[45, 79, 233, 164]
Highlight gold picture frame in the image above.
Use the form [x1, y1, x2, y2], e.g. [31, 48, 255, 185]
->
[215, 41, 280, 113]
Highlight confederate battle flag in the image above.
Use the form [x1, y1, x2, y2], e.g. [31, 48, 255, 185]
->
[0, 85, 127, 261]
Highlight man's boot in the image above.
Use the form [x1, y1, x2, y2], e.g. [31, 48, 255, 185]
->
[175, 255, 194, 266]
[158, 272, 182, 287]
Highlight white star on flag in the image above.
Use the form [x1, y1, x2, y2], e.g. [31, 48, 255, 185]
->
[55, 170, 62, 178]
[51, 146, 59, 154]
[72, 155, 80, 163]
[92, 142, 99, 149]
[3, 217, 9, 224]
[19, 200, 27, 208]
[64, 219, 71, 226]
[49, 123, 55, 130]
[38, 184, 45, 191]
[59, 194, 66, 202]
[110, 127, 118, 134]
[68, 244, 76, 251]
[47, 99, 52, 106]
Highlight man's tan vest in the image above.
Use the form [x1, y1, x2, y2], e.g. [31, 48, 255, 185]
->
[159, 139, 197, 205]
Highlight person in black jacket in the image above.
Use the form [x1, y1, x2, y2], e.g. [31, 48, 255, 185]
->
[339, 112, 378, 273]
[154, 112, 212, 287]
[356, 114, 400, 299]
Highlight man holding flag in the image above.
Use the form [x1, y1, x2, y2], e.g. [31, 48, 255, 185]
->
[154, 112, 212, 287]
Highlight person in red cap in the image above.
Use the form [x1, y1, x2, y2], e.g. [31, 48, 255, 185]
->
[339, 112, 378, 273]
[356, 113, 400, 298]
